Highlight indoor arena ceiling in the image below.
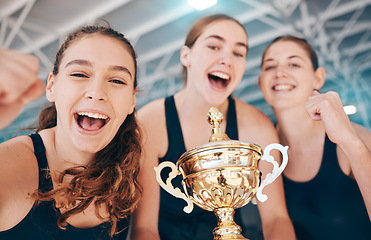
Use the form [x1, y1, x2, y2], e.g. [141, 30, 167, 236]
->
[1, 0, 371, 141]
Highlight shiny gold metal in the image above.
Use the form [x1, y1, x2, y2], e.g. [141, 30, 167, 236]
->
[208, 106, 230, 142]
[154, 107, 288, 240]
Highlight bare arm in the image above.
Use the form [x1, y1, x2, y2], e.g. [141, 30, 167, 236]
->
[129, 100, 167, 240]
[306, 91, 371, 219]
[236, 100, 296, 240]
[0, 136, 38, 230]
[256, 128, 296, 240]
[0, 47, 45, 130]
[345, 123, 371, 219]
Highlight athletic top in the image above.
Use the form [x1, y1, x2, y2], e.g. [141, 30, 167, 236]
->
[158, 95, 246, 240]
[283, 134, 371, 240]
[0, 133, 129, 240]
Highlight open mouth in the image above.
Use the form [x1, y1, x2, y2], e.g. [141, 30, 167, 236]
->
[273, 84, 295, 91]
[75, 112, 110, 131]
[208, 71, 231, 90]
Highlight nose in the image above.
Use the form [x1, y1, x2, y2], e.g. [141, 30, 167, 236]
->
[218, 50, 232, 66]
[275, 66, 288, 78]
[84, 79, 107, 102]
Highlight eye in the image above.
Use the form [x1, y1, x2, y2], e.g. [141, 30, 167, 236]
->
[233, 52, 245, 57]
[289, 63, 300, 67]
[71, 73, 88, 78]
[264, 65, 275, 71]
[109, 79, 126, 85]
[208, 45, 219, 51]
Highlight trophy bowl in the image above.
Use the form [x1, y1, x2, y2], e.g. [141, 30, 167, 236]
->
[154, 107, 288, 240]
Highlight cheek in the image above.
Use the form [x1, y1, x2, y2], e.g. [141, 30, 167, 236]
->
[235, 60, 246, 74]
[114, 93, 135, 114]
[258, 74, 269, 90]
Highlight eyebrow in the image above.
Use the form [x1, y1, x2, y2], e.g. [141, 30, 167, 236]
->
[65, 59, 92, 68]
[263, 55, 304, 63]
[65, 59, 133, 78]
[206, 35, 248, 50]
[108, 65, 133, 78]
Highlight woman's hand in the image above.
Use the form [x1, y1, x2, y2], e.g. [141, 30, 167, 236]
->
[0, 47, 45, 130]
[305, 90, 357, 146]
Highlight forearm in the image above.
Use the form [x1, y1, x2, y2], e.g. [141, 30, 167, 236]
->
[339, 136, 371, 219]
[262, 217, 296, 240]
[129, 228, 160, 240]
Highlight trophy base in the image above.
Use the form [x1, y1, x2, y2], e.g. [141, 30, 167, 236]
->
[213, 207, 249, 240]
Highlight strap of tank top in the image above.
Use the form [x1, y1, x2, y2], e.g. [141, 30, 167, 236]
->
[226, 96, 238, 140]
[162, 96, 187, 160]
[161, 95, 238, 161]
[30, 133, 53, 192]
[317, 134, 340, 176]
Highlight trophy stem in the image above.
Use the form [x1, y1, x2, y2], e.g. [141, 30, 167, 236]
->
[213, 207, 248, 240]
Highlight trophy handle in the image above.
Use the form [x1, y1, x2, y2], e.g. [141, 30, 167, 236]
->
[256, 143, 289, 202]
[154, 161, 194, 213]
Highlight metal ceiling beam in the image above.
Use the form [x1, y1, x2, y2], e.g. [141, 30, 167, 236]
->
[125, 3, 194, 40]
[309, 0, 340, 38]
[0, 0, 32, 19]
[19, 0, 132, 53]
[2, 0, 35, 48]
[328, 6, 365, 61]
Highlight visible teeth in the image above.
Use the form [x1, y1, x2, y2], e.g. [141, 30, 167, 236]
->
[77, 112, 108, 119]
[210, 71, 229, 80]
[274, 84, 293, 91]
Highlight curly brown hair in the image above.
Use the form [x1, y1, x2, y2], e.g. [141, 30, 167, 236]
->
[32, 25, 141, 237]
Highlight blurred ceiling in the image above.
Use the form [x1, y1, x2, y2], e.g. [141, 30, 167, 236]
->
[1, 0, 371, 141]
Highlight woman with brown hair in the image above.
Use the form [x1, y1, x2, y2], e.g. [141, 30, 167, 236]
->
[0, 25, 141, 239]
[259, 35, 371, 239]
[130, 14, 295, 240]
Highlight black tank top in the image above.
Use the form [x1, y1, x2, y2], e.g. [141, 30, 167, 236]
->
[158, 95, 245, 240]
[0, 133, 129, 240]
[283, 134, 371, 240]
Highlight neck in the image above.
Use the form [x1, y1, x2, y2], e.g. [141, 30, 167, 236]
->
[175, 88, 229, 119]
[41, 127, 93, 173]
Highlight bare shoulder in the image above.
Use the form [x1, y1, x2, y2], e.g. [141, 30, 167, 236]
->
[137, 98, 167, 138]
[0, 135, 39, 230]
[137, 98, 166, 124]
[0, 135, 38, 190]
[234, 98, 278, 146]
[137, 98, 168, 158]
[0, 135, 37, 168]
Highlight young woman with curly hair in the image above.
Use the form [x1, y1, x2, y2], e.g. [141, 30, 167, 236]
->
[0, 25, 141, 240]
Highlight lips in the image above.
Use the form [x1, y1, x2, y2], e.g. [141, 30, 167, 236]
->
[208, 71, 231, 90]
[74, 111, 110, 131]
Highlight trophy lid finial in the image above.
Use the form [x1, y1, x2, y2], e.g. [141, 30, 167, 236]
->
[207, 107, 230, 142]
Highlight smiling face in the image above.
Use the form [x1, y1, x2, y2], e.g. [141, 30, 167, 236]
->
[46, 34, 136, 154]
[259, 40, 325, 110]
[180, 19, 248, 105]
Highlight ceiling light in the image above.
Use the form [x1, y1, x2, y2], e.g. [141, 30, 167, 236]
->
[343, 105, 357, 115]
[188, 0, 217, 10]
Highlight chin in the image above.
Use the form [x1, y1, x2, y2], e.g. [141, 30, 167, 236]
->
[73, 139, 107, 155]
[206, 97, 227, 107]
[205, 91, 231, 105]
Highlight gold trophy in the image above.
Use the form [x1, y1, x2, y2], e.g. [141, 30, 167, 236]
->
[154, 107, 288, 240]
